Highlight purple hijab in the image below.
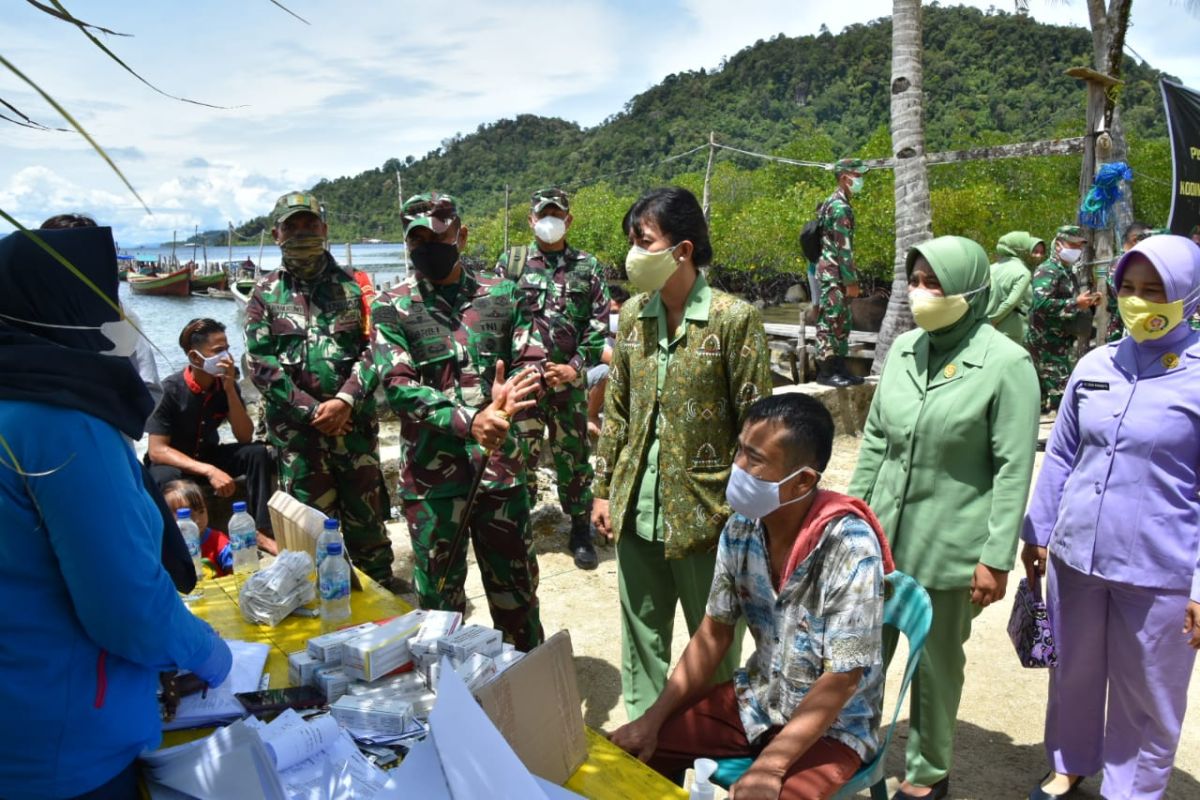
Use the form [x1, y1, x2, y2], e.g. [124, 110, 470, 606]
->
[1112, 234, 1200, 319]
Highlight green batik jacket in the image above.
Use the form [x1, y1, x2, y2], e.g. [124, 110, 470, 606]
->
[594, 276, 773, 558]
[245, 255, 378, 448]
[370, 266, 546, 500]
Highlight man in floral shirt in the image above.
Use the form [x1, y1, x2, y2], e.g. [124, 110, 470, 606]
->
[611, 394, 891, 800]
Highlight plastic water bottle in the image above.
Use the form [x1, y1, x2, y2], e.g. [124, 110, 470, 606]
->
[690, 758, 717, 800]
[319, 541, 352, 625]
[228, 501, 259, 576]
[315, 518, 341, 572]
[177, 508, 204, 600]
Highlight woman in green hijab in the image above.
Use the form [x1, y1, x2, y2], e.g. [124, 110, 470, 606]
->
[986, 231, 1038, 345]
[849, 236, 1041, 799]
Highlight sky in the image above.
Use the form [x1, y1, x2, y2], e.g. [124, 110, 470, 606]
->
[1, 1, 1196, 245]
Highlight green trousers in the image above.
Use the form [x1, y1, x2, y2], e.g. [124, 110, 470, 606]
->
[617, 530, 742, 721]
[883, 587, 982, 787]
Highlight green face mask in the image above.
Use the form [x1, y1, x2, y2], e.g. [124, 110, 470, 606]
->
[280, 233, 327, 281]
[849, 175, 864, 194]
[625, 242, 681, 293]
[1118, 294, 1185, 342]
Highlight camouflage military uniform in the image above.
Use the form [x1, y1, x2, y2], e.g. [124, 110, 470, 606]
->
[496, 243, 609, 517]
[1028, 242, 1084, 412]
[245, 253, 394, 582]
[815, 186, 856, 361]
[372, 264, 547, 650]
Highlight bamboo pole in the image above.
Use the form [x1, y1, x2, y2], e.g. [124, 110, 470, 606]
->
[702, 131, 716, 221]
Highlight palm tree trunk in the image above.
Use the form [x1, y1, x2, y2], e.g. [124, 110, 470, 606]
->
[872, 0, 933, 374]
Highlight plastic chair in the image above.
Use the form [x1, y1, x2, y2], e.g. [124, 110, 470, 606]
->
[710, 570, 933, 799]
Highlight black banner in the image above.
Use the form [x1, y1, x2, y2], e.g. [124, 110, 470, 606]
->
[1162, 80, 1200, 237]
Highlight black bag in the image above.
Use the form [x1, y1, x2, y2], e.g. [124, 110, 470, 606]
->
[799, 219, 822, 263]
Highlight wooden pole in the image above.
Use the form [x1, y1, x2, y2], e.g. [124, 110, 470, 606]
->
[702, 131, 716, 222]
[503, 184, 510, 253]
[396, 169, 407, 271]
[256, 231, 265, 280]
[227, 223, 233, 273]
[192, 225, 198, 269]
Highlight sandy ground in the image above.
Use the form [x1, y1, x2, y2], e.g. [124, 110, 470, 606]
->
[380, 436, 1200, 799]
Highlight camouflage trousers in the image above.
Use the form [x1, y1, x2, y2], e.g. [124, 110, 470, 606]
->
[816, 277, 850, 361]
[402, 488, 544, 651]
[525, 384, 594, 519]
[275, 427, 394, 584]
[1029, 334, 1076, 412]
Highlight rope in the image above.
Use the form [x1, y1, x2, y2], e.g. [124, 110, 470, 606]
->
[710, 142, 831, 170]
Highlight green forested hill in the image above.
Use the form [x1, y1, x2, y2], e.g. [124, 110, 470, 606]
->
[208, 5, 1175, 282]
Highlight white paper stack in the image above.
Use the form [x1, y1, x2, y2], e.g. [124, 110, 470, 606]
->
[162, 640, 270, 731]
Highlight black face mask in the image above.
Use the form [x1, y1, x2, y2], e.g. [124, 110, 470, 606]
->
[410, 241, 459, 282]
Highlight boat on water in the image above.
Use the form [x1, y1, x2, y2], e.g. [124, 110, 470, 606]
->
[190, 268, 229, 293]
[127, 266, 191, 297]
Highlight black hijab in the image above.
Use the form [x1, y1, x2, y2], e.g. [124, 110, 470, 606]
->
[0, 226, 153, 438]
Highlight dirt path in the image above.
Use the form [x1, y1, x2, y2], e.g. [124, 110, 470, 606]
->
[383, 436, 1200, 799]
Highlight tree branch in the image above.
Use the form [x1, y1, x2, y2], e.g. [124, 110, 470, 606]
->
[46, 0, 243, 110]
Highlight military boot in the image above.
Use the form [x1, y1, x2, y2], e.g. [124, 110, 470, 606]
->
[836, 356, 864, 385]
[816, 358, 853, 388]
[569, 516, 598, 570]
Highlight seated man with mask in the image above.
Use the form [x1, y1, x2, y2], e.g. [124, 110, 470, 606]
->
[610, 393, 891, 800]
[146, 317, 275, 550]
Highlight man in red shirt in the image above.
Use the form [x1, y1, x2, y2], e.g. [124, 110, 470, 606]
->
[146, 318, 276, 552]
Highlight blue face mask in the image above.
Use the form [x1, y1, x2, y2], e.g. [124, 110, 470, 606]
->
[726, 463, 819, 520]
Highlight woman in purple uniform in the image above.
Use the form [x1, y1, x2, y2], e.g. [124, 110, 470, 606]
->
[1022, 234, 1200, 800]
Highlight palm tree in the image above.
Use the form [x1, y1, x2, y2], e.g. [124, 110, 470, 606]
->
[871, 0, 933, 374]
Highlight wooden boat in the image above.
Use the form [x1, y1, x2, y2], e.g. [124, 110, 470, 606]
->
[205, 288, 235, 300]
[190, 269, 229, 293]
[128, 267, 192, 297]
[230, 277, 255, 306]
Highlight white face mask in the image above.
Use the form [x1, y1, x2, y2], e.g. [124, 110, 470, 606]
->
[726, 462, 819, 520]
[0, 311, 140, 358]
[609, 313, 619, 334]
[1058, 247, 1082, 265]
[848, 176, 864, 194]
[192, 349, 231, 377]
[533, 215, 566, 245]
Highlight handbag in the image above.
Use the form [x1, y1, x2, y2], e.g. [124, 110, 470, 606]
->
[1007, 576, 1058, 668]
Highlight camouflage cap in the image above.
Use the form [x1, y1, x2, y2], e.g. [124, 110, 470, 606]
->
[531, 187, 570, 214]
[400, 192, 460, 237]
[833, 158, 866, 177]
[1055, 224, 1086, 242]
[272, 191, 323, 224]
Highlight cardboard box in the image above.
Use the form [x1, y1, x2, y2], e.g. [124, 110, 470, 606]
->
[313, 664, 349, 702]
[307, 622, 377, 663]
[286, 650, 321, 687]
[341, 610, 427, 682]
[436, 624, 502, 662]
[472, 630, 587, 786]
[329, 694, 412, 735]
[266, 490, 328, 561]
[409, 610, 462, 656]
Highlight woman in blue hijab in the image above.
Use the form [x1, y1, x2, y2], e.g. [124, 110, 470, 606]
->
[0, 226, 232, 800]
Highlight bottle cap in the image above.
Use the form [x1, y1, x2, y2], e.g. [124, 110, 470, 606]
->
[326, 542, 343, 555]
[232, 501, 247, 512]
[175, 508, 191, 519]
[323, 518, 339, 530]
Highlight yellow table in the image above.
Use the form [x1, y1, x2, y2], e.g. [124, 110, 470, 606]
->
[180, 573, 687, 800]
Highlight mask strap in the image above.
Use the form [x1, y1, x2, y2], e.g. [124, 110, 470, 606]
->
[775, 466, 822, 509]
[0, 311, 106, 331]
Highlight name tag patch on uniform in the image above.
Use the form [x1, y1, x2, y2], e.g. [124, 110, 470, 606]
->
[1079, 380, 1110, 391]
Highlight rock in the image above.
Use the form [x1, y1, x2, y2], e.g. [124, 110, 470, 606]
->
[784, 283, 807, 303]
